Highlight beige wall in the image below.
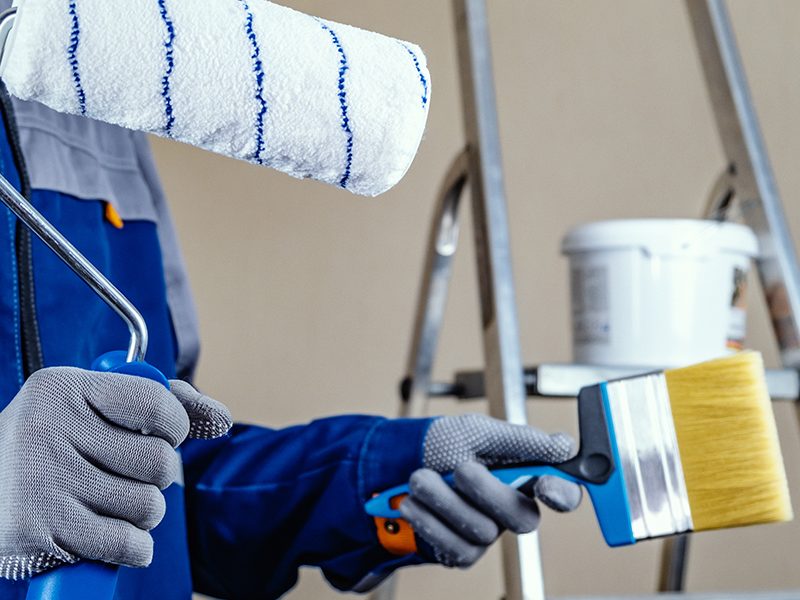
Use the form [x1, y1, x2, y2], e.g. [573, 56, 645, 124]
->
[150, 1, 800, 597]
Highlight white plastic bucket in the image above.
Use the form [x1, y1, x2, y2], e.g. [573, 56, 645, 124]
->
[561, 219, 759, 368]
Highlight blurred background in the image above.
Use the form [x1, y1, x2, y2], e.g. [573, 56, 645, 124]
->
[155, 1, 800, 597]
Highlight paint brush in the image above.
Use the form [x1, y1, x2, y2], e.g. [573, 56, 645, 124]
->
[365, 351, 792, 546]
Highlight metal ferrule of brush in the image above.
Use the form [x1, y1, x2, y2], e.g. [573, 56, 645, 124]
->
[603, 374, 694, 541]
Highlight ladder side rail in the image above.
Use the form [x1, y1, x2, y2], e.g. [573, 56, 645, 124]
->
[688, 0, 800, 366]
[659, 535, 690, 593]
[453, 1, 545, 599]
[401, 151, 469, 419]
[658, 0, 800, 591]
[370, 154, 468, 600]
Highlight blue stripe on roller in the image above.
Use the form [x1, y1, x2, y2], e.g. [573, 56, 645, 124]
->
[399, 42, 428, 108]
[238, 0, 268, 165]
[157, 0, 176, 137]
[317, 19, 353, 189]
[68, 0, 87, 116]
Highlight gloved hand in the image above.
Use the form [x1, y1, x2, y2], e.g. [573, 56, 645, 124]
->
[0, 368, 231, 580]
[400, 414, 582, 568]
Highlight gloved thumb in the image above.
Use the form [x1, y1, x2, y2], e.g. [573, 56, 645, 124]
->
[476, 419, 575, 465]
[169, 380, 233, 440]
[424, 414, 575, 472]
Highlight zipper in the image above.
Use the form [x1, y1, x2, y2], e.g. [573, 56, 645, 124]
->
[0, 82, 42, 378]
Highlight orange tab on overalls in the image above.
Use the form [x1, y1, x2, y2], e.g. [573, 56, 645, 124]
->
[104, 202, 124, 229]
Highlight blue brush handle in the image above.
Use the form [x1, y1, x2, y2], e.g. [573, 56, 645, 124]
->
[26, 351, 169, 600]
[364, 463, 634, 547]
[365, 383, 636, 547]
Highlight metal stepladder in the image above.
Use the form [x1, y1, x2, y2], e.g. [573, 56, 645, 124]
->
[373, 1, 800, 599]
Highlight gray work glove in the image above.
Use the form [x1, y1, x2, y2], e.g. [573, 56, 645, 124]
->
[0, 368, 231, 580]
[400, 414, 582, 568]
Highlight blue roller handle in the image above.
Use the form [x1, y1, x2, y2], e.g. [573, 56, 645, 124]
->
[26, 351, 169, 600]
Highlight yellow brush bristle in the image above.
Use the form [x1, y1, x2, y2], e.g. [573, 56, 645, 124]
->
[665, 351, 792, 532]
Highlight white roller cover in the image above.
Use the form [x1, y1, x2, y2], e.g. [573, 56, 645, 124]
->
[0, 0, 431, 196]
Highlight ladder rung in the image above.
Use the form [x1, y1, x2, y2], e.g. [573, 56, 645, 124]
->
[435, 365, 799, 401]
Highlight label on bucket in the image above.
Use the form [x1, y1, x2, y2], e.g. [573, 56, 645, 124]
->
[727, 267, 747, 350]
[571, 266, 610, 344]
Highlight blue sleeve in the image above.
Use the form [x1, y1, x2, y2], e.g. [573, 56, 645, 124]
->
[181, 415, 433, 599]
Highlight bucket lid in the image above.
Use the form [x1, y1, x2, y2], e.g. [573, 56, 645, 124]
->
[561, 219, 759, 257]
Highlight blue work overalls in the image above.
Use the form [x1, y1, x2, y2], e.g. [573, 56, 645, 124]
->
[0, 90, 429, 599]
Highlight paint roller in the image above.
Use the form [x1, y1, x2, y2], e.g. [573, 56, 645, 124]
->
[0, 0, 431, 197]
